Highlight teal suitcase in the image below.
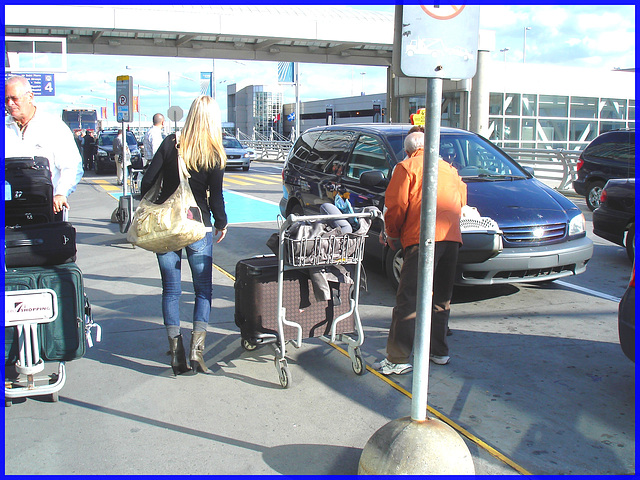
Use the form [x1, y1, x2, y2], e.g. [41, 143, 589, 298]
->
[5, 263, 88, 364]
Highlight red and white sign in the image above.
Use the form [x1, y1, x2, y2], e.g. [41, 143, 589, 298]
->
[420, 5, 466, 20]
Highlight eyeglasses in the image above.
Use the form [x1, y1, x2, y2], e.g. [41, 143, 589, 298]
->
[5, 92, 29, 104]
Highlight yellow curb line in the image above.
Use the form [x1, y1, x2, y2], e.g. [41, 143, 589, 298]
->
[218, 265, 533, 475]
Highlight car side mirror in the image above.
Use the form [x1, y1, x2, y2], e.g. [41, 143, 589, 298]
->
[524, 166, 535, 176]
[360, 170, 388, 188]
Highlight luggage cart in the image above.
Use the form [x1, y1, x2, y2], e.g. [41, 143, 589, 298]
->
[270, 209, 381, 388]
[5, 287, 101, 406]
[4, 289, 65, 405]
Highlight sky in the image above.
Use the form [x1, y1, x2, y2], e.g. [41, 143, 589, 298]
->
[11, 4, 636, 129]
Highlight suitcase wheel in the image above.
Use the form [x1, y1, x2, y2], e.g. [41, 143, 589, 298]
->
[275, 358, 291, 389]
[241, 339, 258, 351]
[352, 350, 366, 376]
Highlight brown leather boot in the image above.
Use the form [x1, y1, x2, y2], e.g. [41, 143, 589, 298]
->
[189, 331, 210, 373]
[168, 335, 190, 375]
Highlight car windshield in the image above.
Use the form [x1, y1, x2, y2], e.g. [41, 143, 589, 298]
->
[223, 137, 243, 149]
[387, 132, 528, 180]
[98, 131, 138, 148]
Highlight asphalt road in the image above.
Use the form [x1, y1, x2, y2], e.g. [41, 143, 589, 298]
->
[5, 162, 634, 475]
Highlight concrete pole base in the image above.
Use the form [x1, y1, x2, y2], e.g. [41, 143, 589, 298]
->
[358, 416, 475, 475]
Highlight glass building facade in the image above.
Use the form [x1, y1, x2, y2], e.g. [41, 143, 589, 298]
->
[408, 91, 634, 151]
[488, 93, 634, 150]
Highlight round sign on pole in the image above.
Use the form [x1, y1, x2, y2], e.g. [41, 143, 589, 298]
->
[167, 106, 183, 123]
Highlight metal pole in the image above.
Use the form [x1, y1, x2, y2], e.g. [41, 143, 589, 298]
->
[137, 83, 141, 133]
[294, 62, 300, 140]
[120, 121, 128, 196]
[410, 76, 443, 422]
[212, 59, 216, 100]
[168, 71, 172, 133]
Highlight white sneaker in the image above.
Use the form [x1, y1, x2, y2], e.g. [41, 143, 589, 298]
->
[373, 358, 413, 375]
[430, 354, 450, 365]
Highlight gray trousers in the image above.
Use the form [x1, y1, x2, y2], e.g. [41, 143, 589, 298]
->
[386, 241, 459, 363]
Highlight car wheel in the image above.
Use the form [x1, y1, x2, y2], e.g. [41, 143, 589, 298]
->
[289, 203, 304, 217]
[625, 223, 635, 262]
[586, 181, 605, 211]
[385, 247, 403, 291]
[242, 165, 249, 171]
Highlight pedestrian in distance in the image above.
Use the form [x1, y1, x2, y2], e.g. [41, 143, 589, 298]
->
[140, 95, 228, 376]
[374, 130, 467, 375]
[143, 113, 166, 165]
[5, 75, 83, 220]
[83, 129, 96, 170]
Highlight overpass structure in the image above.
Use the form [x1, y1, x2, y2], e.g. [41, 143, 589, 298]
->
[5, 4, 489, 129]
[5, 5, 394, 67]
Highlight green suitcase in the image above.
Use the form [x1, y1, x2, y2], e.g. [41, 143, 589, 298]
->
[5, 263, 88, 364]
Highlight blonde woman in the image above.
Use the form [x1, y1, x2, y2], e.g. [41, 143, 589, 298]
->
[140, 96, 228, 375]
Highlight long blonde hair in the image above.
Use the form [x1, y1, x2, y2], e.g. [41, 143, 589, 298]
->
[178, 95, 227, 171]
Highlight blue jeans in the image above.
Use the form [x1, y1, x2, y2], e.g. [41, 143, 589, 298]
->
[156, 232, 213, 329]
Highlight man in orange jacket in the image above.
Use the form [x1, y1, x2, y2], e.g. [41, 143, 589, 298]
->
[375, 131, 467, 375]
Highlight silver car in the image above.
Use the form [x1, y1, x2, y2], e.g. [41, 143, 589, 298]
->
[223, 136, 251, 171]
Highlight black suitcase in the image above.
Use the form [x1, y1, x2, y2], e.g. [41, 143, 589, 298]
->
[234, 255, 356, 347]
[5, 156, 54, 226]
[4, 222, 77, 268]
[5, 263, 88, 364]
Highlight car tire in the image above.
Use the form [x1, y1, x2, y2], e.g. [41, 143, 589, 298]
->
[289, 202, 304, 217]
[586, 180, 605, 211]
[242, 165, 249, 171]
[625, 223, 635, 262]
[385, 247, 403, 291]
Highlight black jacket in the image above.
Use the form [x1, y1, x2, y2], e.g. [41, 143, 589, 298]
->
[140, 134, 227, 230]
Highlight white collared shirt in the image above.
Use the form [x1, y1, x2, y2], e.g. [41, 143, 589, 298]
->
[5, 109, 84, 198]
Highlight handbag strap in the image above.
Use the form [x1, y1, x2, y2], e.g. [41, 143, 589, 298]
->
[174, 132, 191, 180]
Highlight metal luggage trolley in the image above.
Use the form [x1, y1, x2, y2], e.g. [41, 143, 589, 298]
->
[271, 209, 381, 388]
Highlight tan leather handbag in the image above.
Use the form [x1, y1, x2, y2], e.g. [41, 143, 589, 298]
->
[127, 155, 206, 253]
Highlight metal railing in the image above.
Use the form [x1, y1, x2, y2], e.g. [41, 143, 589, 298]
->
[502, 147, 582, 192]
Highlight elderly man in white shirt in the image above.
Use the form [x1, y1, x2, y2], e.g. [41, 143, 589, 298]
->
[5, 75, 83, 218]
[142, 113, 165, 165]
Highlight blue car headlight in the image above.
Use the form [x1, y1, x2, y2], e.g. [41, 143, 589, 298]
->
[568, 213, 586, 236]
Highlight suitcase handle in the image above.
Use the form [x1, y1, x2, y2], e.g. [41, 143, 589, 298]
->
[5, 239, 44, 247]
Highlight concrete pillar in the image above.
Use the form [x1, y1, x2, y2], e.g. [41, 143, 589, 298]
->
[469, 30, 495, 136]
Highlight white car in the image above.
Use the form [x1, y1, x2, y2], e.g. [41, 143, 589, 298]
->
[223, 136, 252, 171]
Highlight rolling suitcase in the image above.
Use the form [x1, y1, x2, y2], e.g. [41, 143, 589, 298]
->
[5, 262, 88, 364]
[4, 222, 77, 268]
[234, 255, 356, 348]
[5, 156, 54, 226]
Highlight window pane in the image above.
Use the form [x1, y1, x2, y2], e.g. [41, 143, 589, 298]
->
[538, 119, 568, 142]
[488, 117, 503, 142]
[600, 98, 627, 120]
[489, 93, 503, 115]
[570, 97, 597, 119]
[504, 118, 520, 141]
[522, 94, 537, 117]
[539, 95, 568, 117]
[521, 119, 536, 141]
[505, 93, 521, 116]
[569, 120, 598, 142]
[308, 130, 354, 172]
[346, 134, 389, 180]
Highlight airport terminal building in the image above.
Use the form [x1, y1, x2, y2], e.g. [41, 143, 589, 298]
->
[231, 60, 634, 151]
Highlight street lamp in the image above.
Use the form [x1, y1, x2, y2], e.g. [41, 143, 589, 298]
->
[360, 72, 366, 96]
[523, 26, 532, 63]
[500, 47, 509, 62]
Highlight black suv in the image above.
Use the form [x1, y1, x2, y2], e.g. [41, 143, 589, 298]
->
[95, 129, 143, 174]
[593, 178, 635, 261]
[572, 129, 635, 211]
[280, 123, 592, 287]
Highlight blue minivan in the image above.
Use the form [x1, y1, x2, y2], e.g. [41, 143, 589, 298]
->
[279, 124, 593, 287]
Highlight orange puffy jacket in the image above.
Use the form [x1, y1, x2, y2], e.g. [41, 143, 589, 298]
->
[384, 148, 467, 249]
